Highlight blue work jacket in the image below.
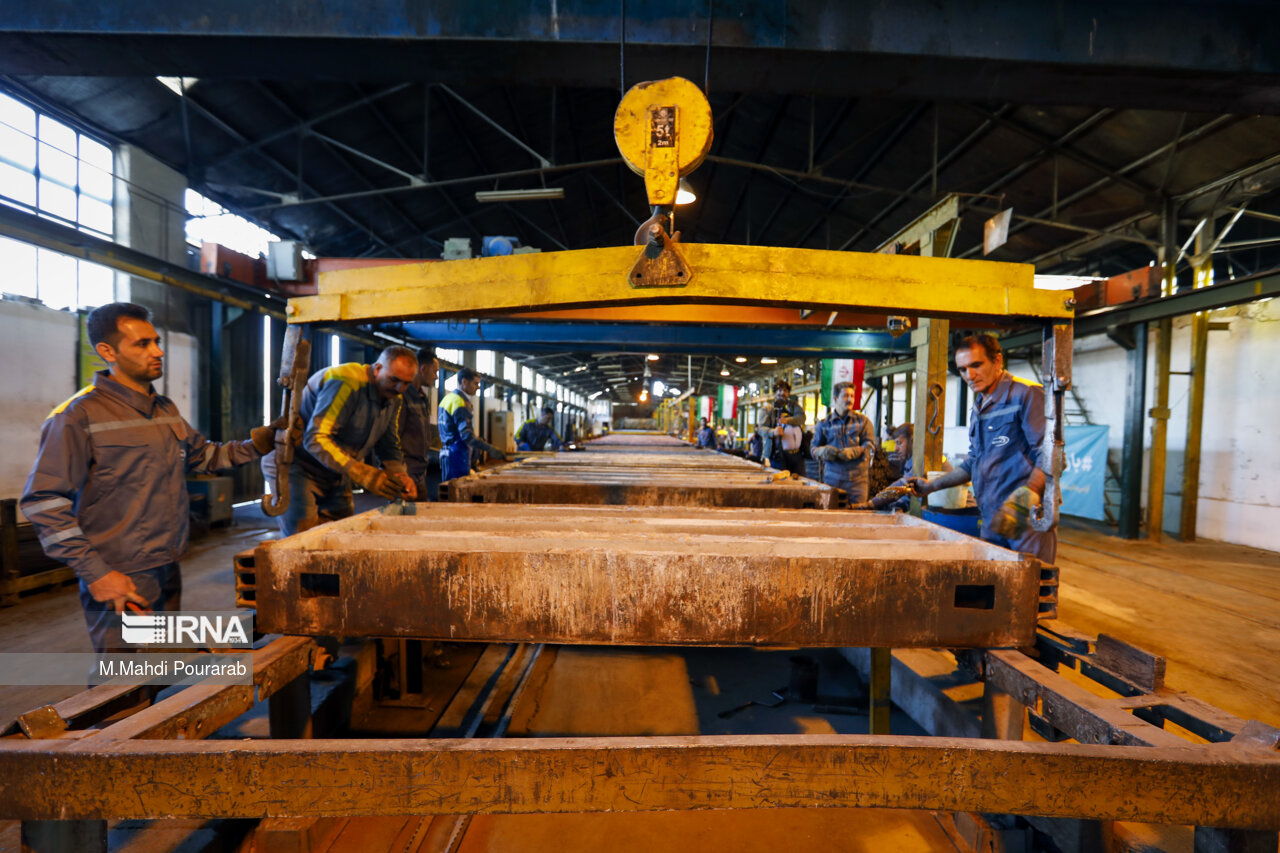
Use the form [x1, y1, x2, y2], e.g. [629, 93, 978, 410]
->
[516, 418, 563, 451]
[438, 391, 477, 481]
[957, 371, 1056, 563]
[696, 426, 717, 448]
[811, 409, 877, 501]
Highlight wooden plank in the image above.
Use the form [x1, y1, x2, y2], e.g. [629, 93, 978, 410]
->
[0, 735, 1275, 828]
[1093, 634, 1166, 692]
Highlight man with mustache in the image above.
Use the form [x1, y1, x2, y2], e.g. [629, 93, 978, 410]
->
[909, 334, 1056, 563]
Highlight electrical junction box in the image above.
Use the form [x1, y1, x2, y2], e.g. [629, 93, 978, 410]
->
[267, 241, 304, 280]
[488, 411, 516, 455]
[442, 238, 472, 260]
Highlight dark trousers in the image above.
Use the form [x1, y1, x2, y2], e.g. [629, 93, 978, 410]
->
[409, 453, 442, 502]
[772, 450, 806, 477]
[279, 467, 355, 537]
[79, 562, 182, 654]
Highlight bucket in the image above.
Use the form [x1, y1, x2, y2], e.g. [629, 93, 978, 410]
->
[925, 471, 969, 509]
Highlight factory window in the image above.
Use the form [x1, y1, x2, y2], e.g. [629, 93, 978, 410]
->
[185, 189, 291, 259]
[521, 366, 533, 391]
[0, 91, 116, 309]
[503, 357, 518, 384]
[535, 374, 546, 394]
[475, 350, 495, 377]
[436, 347, 461, 367]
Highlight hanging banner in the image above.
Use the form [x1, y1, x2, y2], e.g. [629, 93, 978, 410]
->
[821, 359, 866, 407]
[1061, 425, 1109, 521]
[699, 395, 714, 422]
[719, 385, 737, 420]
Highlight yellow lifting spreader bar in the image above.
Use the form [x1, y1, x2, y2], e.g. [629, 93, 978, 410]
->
[285, 243, 1070, 325]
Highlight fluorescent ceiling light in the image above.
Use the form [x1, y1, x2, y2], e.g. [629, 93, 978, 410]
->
[760, 357, 778, 364]
[734, 356, 747, 363]
[720, 369, 730, 376]
[475, 188, 565, 202]
[157, 77, 198, 96]
[646, 354, 660, 361]
[1033, 274, 1105, 291]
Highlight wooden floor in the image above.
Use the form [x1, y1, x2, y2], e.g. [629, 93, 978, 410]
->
[1054, 519, 1280, 727]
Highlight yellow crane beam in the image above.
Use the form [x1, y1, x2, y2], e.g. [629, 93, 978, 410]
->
[286, 244, 1068, 325]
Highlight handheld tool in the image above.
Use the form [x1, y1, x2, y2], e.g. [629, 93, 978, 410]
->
[261, 326, 311, 517]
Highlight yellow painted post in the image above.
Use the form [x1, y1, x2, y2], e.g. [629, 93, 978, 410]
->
[1180, 222, 1214, 541]
[688, 396, 697, 444]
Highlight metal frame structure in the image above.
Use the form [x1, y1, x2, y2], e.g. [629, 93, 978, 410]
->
[2, 629, 1276, 841]
[238, 505, 1050, 647]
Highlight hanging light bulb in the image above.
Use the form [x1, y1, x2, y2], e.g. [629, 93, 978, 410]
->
[676, 178, 697, 205]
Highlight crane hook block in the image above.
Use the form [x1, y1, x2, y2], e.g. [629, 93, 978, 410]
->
[614, 77, 713, 207]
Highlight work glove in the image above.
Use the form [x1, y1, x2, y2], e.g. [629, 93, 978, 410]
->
[250, 416, 302, 455]
[990, 486, 1041, 539]
[488, 448, 508, 462]
[813, 445, 840, 462]
[348, 460, 408, 501]
[837, 445, 865, 462]
[906, 477, 932, 497]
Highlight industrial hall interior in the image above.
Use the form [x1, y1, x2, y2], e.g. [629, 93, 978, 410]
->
[0, 3, 1278, 852]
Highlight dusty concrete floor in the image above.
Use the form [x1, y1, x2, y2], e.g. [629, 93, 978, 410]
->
[1, 508, 1277, 851]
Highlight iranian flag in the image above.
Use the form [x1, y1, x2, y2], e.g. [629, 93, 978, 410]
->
[719, 384, 737, 419]
[821, 359, 866, 407]
[699, 395, 714, 421]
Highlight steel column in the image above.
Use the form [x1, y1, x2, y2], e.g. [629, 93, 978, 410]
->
[1180, 226, 1214, 541]
[1147, 206, 1177, 542]
[1118, 322, 1149, 539]
[869, 648, 893, 734]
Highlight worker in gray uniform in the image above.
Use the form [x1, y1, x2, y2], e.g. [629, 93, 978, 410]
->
[401, 346, 443, 500]
[910, 334, 1057, 564]
[756, 379, 806, 468]
[516, 405, 565, 451]
[811, 381, 878, 502]
[21, 302, 277, 653]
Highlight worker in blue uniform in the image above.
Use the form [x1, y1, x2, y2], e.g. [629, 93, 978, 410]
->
[439, 367, 507, 482]
[911, 334, 1056, 564]
[810, 381, 877, 502]
[515, 405, 564, 451]
[696, 418, 717, 448]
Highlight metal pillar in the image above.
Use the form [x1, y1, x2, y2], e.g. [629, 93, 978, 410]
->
[268, 672, 314, 739]
[1180, 224, 1214, 541]
[1118, 322, 1148, 539]
[208, 301, 225, 441]
[869, 648, 892, 734]
[1147, 205, 1176, 542]
[885, 373, 894, 427]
